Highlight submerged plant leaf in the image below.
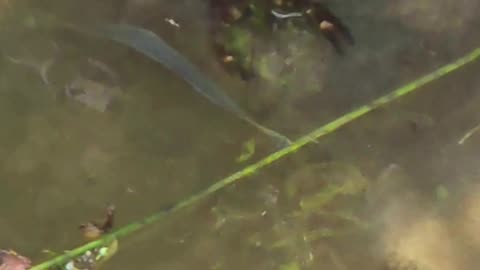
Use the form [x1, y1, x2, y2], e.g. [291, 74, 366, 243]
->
[435, 184, 449, 201]
[279, 261, 300, 270]
[299, 183, 340, 211]
[40, 250, 57, 257]
[271, 228, 334, 249]
[299, 177, 367, 213]
[285, 179, 298, 200]
[91, 23, 291, 147]
[257, 56, 277, 81]
[224, 26, 252, 57]
[331, 209, 370, 230]
[236, 138, 256, 162]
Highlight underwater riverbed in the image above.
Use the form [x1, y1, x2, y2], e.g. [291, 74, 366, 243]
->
[1, 1, 480, 270]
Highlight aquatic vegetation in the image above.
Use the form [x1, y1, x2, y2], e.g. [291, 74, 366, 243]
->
[236, 138, 256, 162]
[91, 23, 291, 147]
[279, 261, 300, 270]
[296, 163, 368, 214]
[209, 161, 368, 269]
[27, 48, 480, 270]
[208, 0, 354, 80]
[6, 3, 476, 269]
[268, 163, 367, 262]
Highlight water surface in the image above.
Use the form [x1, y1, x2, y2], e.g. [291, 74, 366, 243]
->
[1, 1, 480, 269]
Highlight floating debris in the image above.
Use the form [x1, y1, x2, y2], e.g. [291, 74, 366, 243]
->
[0, 250, 31, 270]
[271, 9, 303, 19]
[164, 18, 180, 28]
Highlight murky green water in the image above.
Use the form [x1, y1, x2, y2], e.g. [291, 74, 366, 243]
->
[2, 1, 480, 269]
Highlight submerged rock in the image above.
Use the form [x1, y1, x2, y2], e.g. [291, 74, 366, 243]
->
[65, 58, 122, 113]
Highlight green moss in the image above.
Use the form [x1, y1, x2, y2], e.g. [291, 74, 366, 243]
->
[236, 138, 256, 163]
[257, 56, 276, 81]
[289, 162, 368, 214]
[279, 261, 300, 270]
[247, 2, 270, 29]
[223, 26, 252, 57]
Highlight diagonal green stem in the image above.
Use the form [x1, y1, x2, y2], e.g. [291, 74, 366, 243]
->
[29, 47, 480, 270]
